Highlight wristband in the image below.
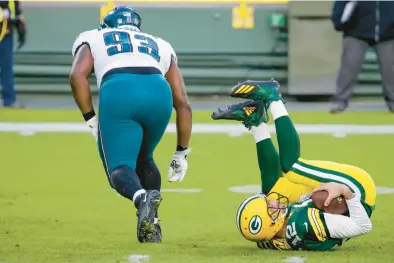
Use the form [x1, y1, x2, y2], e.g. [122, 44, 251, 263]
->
[176, 145, 188, 151]
[83, 110, 96, 122]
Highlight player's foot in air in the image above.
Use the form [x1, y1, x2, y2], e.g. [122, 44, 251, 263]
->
[136, 190, 162, 243]
[230, 79, 284, 107]
[211, 100, 268, 129]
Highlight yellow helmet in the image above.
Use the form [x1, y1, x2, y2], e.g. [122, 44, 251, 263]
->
[236, 193, 289, 242]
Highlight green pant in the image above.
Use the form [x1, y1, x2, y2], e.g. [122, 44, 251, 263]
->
[256, 116, 300, 194]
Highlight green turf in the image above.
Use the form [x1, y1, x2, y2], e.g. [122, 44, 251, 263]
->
[0, 108, 394, 124]
[0, 110, 393, 263]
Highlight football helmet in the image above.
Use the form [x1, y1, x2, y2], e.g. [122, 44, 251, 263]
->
[100, 6, 142, 30]
[236, 192, 289, 242]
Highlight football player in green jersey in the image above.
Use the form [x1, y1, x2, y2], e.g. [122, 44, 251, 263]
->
[211, 79, 374, 251]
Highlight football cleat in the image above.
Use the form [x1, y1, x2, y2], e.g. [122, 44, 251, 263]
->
[151, 219, 162, 243]
[230, 79, 284, 107]
[211, 100, 268, 129]
[136, 190, 162, 243]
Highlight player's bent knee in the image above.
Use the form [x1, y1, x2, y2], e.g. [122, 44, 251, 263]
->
[281, 161, 295, 174]
[110, 165, 138, 197]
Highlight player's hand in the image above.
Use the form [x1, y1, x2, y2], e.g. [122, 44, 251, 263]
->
[313, 182, 350, 206]
[16, 21, 26, 50]
[257, 239, 291, 250]
[168, 148, 191, 182]
[86, 115, 98, 141]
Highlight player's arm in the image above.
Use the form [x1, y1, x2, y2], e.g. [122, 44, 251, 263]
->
[69, 41, 98, 141]
[165, 57, 192, 150]
[313, 183, 372, 239]
[14, 0, 26, 49]
[70, 44, 94, 118]
[165, 54, 192, 183]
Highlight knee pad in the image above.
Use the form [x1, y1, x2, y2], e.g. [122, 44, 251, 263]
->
[110, 165, 142, 200]
[136, 158, 161, 191]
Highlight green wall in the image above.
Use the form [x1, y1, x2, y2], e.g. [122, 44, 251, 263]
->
[20, 4, 285, 53]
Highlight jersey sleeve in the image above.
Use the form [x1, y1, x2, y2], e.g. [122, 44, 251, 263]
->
[323, 194, 372, 239]
[306, 208, 330, 242]
[71, 30, 97, 57]
[167, 42, 177, 64]
[159, 39, 178, 75]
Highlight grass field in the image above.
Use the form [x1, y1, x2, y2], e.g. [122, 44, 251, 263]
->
[0, 109, 393, 263]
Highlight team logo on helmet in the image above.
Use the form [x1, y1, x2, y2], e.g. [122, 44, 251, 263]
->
[249, 215, 262, 235]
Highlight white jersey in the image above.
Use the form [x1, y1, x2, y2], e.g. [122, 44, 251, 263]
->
[71, 27, 177, 88]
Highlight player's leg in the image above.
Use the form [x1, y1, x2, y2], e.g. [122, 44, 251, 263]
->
[270, 101, 301, 173]
[97, 126, 113, 189]
[98, 107, 144, 203]
[133, 74, 172, 190]
[211, 100, 280, 193]
[211, 95, 311, 202]
[251, 123, 311, 203]
[0, 35, 17, 106]
[286, 159, 376, 216]
[229, 80, 300, 173]
[134, 73, 173, 177]
[133, 73, 173, 242]
[99, 74, 162, 243]
[227, 81, 312, 202]
[251, 123, 282, 194]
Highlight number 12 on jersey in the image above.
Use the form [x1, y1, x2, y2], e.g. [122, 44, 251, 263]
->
[103, 31, 160, 62]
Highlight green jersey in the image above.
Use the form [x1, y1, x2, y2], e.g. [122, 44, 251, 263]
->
[285, 199, 347, 251]
[257, 199, 348, 251]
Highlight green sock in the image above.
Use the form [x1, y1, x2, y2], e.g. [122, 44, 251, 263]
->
[256, 139, 283, 194]
[275, 116, 300, 173]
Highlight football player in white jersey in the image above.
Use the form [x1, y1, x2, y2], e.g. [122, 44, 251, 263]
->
[69, 6, 192, 243]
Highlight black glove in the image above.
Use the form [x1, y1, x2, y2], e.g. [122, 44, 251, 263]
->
[16, 20, 26, 50]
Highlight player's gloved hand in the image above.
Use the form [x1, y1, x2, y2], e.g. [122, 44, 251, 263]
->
[168, 148, 191, 182]
[86, 115, 98, 141]
[16, 18, 26, 50]
[257, 239, 291, 250]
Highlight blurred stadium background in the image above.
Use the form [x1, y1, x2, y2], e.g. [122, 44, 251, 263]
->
[10, 0, 388, 107]
[1, 1, 394, 263]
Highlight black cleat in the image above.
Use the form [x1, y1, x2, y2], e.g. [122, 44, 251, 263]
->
[151, 219, 162, 243]
[211, 100, 268, 129]
[136, 190, 162, 243]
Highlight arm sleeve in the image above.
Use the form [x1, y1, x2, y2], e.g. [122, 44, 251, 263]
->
[168, 42, 177, 64]
[15, 1, 22, 16]
[331, 1, 349, 31]
[324, 194, 372, 239]
[161, 40, 178, 75]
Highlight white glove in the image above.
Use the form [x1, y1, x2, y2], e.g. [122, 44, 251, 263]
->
[86, 115, 98, 141]
[168, 148, 191, 182]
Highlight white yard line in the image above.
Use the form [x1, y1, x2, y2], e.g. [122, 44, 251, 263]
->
[1, 123, 394, 134]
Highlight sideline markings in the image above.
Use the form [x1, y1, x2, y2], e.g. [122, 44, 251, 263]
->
[1, 122, 394, 134]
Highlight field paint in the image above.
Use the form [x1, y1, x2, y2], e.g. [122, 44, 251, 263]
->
[19, 130, 36, 136]
[283, 256, 306, 263]
[106, 188, 203, 194]
[228, 185, 394, 195]
[161, 188, 203, 193]
[127, 254, 150, 263]
[2, 122, 394, 134]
